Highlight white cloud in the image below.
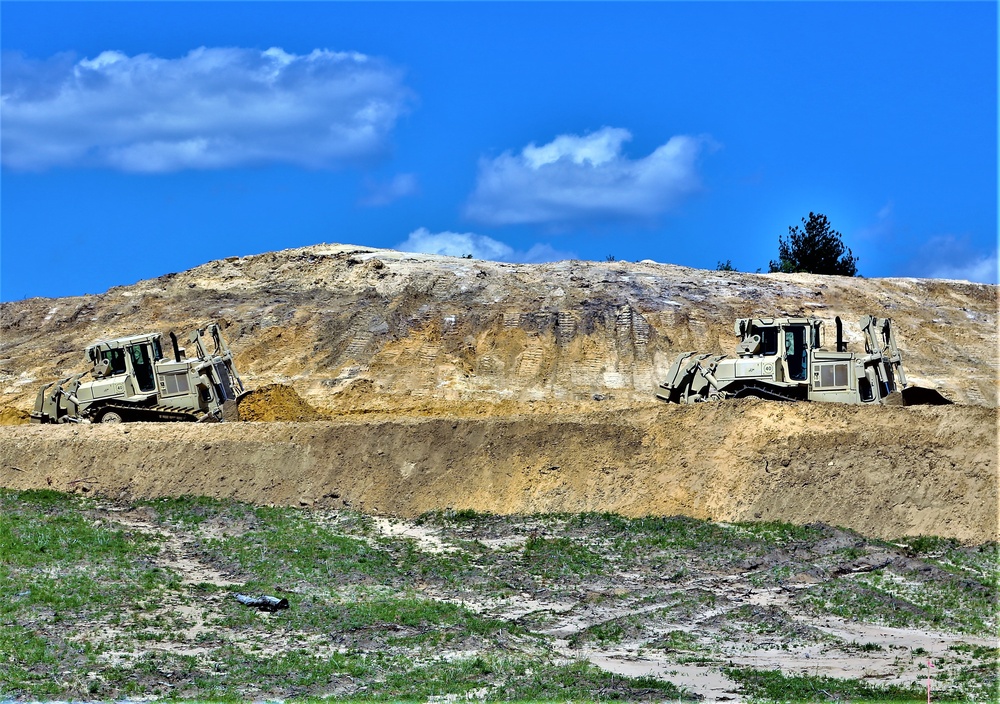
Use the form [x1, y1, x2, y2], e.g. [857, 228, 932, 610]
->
[398, 228, 512, 260]
[359, 173, 418, 206]
[928, 252, 998, 284]
[465, 127, 711, 226]
[396, 228, 574, 263]
[522, 128, 629, 168]
[917, 236, 998, 284]
[1, 47, 410, 172]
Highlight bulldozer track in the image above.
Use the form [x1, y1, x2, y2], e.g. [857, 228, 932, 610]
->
[731, 380, 808, 403]
[89, 402, 201, 423]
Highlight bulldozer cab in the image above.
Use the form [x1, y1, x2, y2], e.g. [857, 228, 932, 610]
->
[87, 334, 164, 393]
[741, 318, 822, 384]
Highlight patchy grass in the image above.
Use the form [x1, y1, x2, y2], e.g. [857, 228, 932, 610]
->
[369, 656, 693, 700]
[1, 489, 995, 702]
[729, 519, 828, 545]
[198, 503, 480, 593]
[800, 569, 997, 635]
[520, 535, 604, 579]
[723, 666, 964, 701]
[1, 489, 158, 567]
[0, 489, 185, 697]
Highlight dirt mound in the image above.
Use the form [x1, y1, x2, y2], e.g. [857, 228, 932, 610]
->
[0, 407, 29, 425]
[0, 401, 994, 541]
[236, 383, 322, 422]
[0, 244, 995, 541]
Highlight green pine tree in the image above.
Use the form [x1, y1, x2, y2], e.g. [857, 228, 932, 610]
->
[769, 212, 858, 276]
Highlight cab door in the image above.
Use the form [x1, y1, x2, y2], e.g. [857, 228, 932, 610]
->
[127, 343, 156, 393]
[782, 325, 808, 382]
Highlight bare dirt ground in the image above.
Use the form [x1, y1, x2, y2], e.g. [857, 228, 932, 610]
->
[0, 398, 995, 542]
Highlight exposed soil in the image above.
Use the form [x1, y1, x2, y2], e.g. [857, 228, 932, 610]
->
[0, 245, 996, 540]
[2, 244, 996, 417]
[0, 406, 29, 425]
[0, 245, 996, 700]
[235, 383, 324, 422]
[0, 399, 995, 542]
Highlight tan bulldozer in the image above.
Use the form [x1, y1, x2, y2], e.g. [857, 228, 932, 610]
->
[656, 315, 951, 406]
[31, 322, 249, 423]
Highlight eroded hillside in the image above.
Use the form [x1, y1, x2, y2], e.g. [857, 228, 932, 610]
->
[1, 244, 996, 415]
[1, 401, 996, 541]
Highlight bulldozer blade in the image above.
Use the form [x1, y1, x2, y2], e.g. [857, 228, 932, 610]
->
[30, 382, 56, 423]
[883, 391, 905, 407]
[221, 389, 253, 422]
[901, 386, 953, 406]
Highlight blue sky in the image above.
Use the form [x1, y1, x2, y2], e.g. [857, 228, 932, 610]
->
[1, 1, 996, 301]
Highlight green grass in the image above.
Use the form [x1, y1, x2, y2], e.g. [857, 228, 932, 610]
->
[724, 667, 929, 701]
[369, 656, 695, 700]
[0, 489, 186, 697]
[562, 513, 832, 576]
[1, 489, 159, 567]
[520, 535, 604, 578]
[0, 625, 65, 697]
[198, 504, 479, 592]
[568, 618, 633, 648]
[571, 512, 737, 552]
[141, 494, 254, 526]
[0, 490, 695, 700]
[216, 593, 515, 646]
[654, 629, 701, 652]
[729, 520, 828, 546]
[801, 569, 997, 635]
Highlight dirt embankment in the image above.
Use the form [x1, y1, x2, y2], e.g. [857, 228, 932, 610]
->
[1, 400, 994, 542]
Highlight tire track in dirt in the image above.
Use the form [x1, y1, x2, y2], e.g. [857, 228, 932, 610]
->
[103, 507, 242, 587]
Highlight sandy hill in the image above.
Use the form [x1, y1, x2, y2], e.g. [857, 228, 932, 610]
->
[0, 244, 996, 541]
[1, 243, 996, 414]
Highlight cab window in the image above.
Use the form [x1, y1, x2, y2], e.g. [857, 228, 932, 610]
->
[752, 326, 779, 356]
[129, 344, 156, 393]
[100, 348, 127, 375]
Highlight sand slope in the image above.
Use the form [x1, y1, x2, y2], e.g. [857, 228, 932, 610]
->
[2, 244, 996, 413]
[1, 400, 994, 541]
